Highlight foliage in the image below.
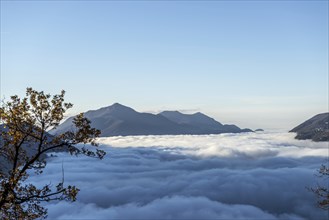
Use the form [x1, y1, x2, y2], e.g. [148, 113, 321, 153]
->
[310, 164, 329, 210]
[0, 88, 105, 219]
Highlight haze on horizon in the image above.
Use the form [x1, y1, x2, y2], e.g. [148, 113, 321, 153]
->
[1, 1, 328, 131]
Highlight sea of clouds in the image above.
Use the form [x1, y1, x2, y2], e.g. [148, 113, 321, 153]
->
[28, 132, 328, 219]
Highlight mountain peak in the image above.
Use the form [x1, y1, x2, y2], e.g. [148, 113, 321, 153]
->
[105, 103, 137, 113]
[110, 103, 128, 108]
[82, 103, 137, 120]
[103, 103, 135, 112]
[193, 112, 206, 117]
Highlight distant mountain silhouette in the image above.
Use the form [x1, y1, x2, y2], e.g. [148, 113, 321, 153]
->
[159, 111, 224, 133]
[52, 103, 253, 137]
[290, 113, 329, 142]
[159, 111, 252, 134]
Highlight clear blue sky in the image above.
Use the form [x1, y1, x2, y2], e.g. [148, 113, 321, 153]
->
[1, 0, 328, 130]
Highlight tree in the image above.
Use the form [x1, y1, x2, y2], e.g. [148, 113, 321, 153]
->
[0, 88, 106, 219]
[310, 164, 329, 210]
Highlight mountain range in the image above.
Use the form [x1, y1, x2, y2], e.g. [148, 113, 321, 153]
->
[290, 112, 329, 142]
[52, 103, 253, 136]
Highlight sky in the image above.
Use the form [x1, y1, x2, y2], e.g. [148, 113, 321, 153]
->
[1, 0, 328, 130]
[28, 133, 329, 219]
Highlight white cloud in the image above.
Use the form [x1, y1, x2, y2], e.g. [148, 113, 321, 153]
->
[46, 196, 299, 220]
[28, 132, 328, 219]
[97, 132, 328, 158]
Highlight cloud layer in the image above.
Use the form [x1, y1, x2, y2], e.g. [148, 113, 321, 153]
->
[28, 132, 328, 219]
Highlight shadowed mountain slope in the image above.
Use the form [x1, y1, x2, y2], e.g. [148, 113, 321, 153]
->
[290, 112, 329, 141]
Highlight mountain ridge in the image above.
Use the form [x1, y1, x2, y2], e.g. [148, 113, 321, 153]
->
[52, 103, 253, 136]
